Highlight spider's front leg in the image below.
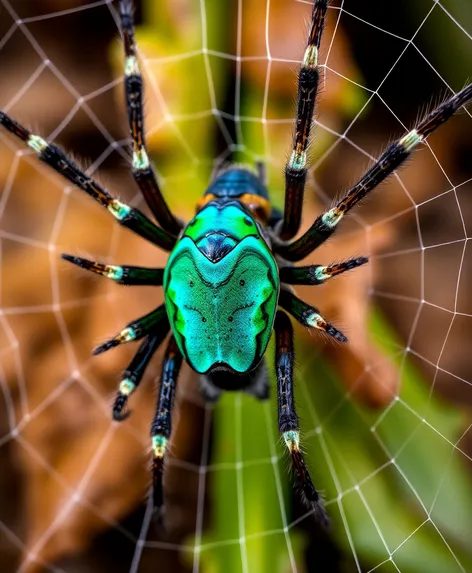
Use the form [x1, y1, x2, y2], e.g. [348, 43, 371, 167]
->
[277, 83, 472, 261]
[274, 310, 329, 526]
[280, 0, 328, 240]
[0, 112, 176, 251]
[150, 336, 183, 520]
[118, 0, 182, 236]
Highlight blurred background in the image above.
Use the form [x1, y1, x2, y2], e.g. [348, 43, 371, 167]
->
[0, 0, 472, 572]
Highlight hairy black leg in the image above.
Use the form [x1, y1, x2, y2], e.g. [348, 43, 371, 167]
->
[150, 336, 183, 515]
[61, 254, 164, 286]
[280, 256, 368, 285]
[280, 0, 328, 240]
[118, 1, 182, 236]
[278, 289, 347, 343]
[0, 112, 176, 251]
[113, 330, 169, 421]
[274, 311, 329, 526]
[93, 304, 169, 355]
[277, 83, 472, 261]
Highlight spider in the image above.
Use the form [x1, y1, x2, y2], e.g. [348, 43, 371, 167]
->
[1, 0, 471, 526]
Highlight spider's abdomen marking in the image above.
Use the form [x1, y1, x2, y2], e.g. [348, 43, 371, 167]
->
[164, 202, 279, 374]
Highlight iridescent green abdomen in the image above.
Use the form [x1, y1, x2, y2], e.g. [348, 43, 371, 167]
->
[164, 203, 279, 374]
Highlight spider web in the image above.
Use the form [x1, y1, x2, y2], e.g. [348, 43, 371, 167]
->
[0, 0, 472, 572]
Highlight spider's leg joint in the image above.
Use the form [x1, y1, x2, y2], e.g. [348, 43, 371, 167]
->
[152, 435, 168, 459]
[399, 129, 423, 152]
[316, 256, 369, 282]
[119, 378, 136, 396]
[303, 45, 318, 68]
[108, 199, 132, 220]
[125, 55, 140, 76]
[119, 326, 136, 342]
[107, 265, 124, 281]
[288, 150, 307, 170]
[283, 430, 300, 452]
[93, 326, 136, 355]
[306, 311, 348, 343]
[133, 148, 150, 170]
[314, 266, 329, 282]
[321, 207, 344, 228]
[27, 134, 48, 154]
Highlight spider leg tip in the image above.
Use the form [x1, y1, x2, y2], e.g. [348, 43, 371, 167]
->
[61, 253, 86, 268]
[112, 409, 131, 422]
[312, 502, 330, 529]
[325, 323, 348, 343]
[152, 505, 166, 530]
[93, 339, 118, 355]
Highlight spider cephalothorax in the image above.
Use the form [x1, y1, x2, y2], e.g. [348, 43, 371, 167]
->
[1, 0, 471, 526]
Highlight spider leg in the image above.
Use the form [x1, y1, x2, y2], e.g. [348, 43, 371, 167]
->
[61, 254, 164, 286]
[0, 112, 176, 251]
[277, 83, 472, 261]
[274, 310, 329, 526]
[279, 289, 347, 342]
[280, 256, 368, 285]
[279, 0, 328, 241]
[118, 0, 182, 236]
[150, 336, 183, 516]
[93, 304, 168, 355]
[278, 289, 347, 343]
[280, 257, 369, 285]
[113, 330, 169, 421]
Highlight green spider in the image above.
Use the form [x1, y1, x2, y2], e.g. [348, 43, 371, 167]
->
[1, 0, 471, 525]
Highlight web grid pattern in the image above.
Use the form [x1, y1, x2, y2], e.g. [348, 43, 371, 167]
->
[0, 0, 471, 572]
